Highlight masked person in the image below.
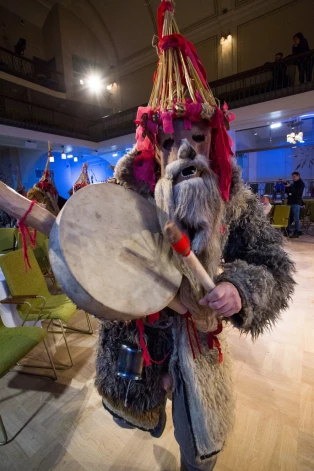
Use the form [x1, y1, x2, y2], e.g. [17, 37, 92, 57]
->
[95, 3, 295, 470]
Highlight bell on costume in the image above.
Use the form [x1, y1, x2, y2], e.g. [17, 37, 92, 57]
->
[116, 344, 143, 381]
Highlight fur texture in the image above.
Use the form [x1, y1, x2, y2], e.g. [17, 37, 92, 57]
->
[27, 185, 58, 215]
[96, 146, 295, 457]
[218, 191, 295, 339]
[95, 317, 172, 430]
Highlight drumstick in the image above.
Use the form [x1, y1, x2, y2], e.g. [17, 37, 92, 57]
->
[164, 221, 216, 292]
[0, 181, 55, 236]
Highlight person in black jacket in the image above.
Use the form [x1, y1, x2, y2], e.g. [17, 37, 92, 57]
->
[292, 32, 313, 83]
[285, 171, 305, 238]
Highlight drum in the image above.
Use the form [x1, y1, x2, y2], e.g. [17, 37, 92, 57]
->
[0, 181, 182, 320]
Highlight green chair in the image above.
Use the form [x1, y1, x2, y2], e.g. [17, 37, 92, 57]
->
[0, 249, 78, 367]
[0, 228, 17, 254]
[271, 205, 290, 236]
[0, 318, 56, 445]
[42, 239, 93, 335]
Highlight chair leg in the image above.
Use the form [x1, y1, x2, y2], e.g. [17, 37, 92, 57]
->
[61, 312, 94, 335]
[58, 320, 73, 368]
[48, 312, 94, 335]
[16, 339, 58, 380]
[0, 414, 8, 446]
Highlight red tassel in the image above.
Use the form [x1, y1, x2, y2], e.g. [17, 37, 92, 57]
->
[18, 200, 37, 272]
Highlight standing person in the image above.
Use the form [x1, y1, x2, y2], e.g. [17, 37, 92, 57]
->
[285, 172, 305, 238]
[95, 2, 295, 470]
[292, 32, 312, 83]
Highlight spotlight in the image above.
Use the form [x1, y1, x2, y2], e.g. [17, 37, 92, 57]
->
[227, 33, 232, 41]
[220, 36, 225, 45]
[112, 153, 118, 157]
[86, 75, 103, 93]
[49, 155, 54, 163]
[107, 84, 113, 91]
[270, 122, 281, 129]
[67, 154, 73, 159]
[74, 156, 78, 162]
[61, 145, 66, 159]
[80, 79, 84, 85]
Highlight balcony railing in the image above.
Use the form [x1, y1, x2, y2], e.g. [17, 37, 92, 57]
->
[0, 50, 313, 141]
[211, 49, 314, 108]
[0, 95, 90, 140]
[0, 47, 65, 93]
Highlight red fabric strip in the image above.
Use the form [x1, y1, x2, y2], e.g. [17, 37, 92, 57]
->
[157, 1, 174, 39]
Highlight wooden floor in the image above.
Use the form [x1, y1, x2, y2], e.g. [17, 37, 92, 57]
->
[1, 236, 314, 471]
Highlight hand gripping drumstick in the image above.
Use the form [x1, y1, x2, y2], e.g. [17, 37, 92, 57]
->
[164, 221, 216, 292]
[0, 181, 55, 236]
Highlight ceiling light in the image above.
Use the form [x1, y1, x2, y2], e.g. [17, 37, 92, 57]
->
[107, 84, 113, 91]
[270, 122, 282, 129]
[86, 75, 103, 93]
[112, 153, 118, 157]
[49, 155, 54, 163]
[74, 156, 78, 162]
[67, 154, 73, 159]
[227, 33, 232, 41]
[220, 36, 225, 45]
[61, 145, 66, 159]
[80, 79, 84, 85]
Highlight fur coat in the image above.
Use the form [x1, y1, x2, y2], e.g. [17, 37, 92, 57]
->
[95, 153, 295, 458]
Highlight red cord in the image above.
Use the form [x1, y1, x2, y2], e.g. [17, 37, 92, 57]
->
[18, 200, 37, 271]
[136, 318, 170, 367]
[182, 312, 202, 360]
[207, 322, 223, 363]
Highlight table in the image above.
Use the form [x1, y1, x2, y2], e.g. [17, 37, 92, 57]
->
[0, 268, 42, 328]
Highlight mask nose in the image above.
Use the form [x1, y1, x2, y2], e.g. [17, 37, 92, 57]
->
[178, 139, 196, 160]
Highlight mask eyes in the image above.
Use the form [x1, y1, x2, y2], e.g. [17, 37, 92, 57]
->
[192, 134, 205, 143]
[163, 138, 174, 151]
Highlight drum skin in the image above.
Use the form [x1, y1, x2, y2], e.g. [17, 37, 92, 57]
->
[49, 183, 182, 320]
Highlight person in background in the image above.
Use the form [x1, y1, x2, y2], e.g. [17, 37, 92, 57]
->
[261, 195, 272, 216]
[272, 53, 288, 89]
[273, 179, 286, 203]
[292, 33, 312, 83]
[285, 171, 305, 238]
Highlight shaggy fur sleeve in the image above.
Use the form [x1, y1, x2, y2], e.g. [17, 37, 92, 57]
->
[216, 195, 295, 338]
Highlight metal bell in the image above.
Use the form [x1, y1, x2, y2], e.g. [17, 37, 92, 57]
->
[116, 344, 143, 381]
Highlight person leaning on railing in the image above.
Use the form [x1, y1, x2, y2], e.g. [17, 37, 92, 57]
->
[292, 32, 313, 83]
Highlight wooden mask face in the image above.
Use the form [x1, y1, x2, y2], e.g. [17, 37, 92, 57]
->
[156, 119, 212, 177]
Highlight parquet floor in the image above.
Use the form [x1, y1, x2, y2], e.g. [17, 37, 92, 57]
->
[0, 236, 314, 471]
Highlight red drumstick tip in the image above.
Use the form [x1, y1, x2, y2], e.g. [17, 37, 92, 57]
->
[164, 221, 191, 257]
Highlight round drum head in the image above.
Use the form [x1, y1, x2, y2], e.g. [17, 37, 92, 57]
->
[49, 183, 182, 320]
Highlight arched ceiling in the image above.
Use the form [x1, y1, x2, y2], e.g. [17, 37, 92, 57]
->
[0, 0, 219, 66]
